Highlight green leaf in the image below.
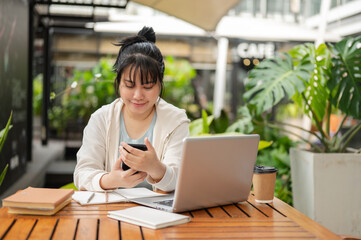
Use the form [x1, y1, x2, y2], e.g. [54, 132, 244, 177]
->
[244, 53, 313, 115]
[258, 140, 273, 151]
[211, 110, 229, 133]
[60, 182, 78, 190]
[0, 164, 8, 186]
[202, 110, 209, 134]
[189, 113, 214, 136]
[291, 43, 331, 121]
[0, 111, 13, 153]
[226, 106, 254, 133]
[329, 36, 361, 119]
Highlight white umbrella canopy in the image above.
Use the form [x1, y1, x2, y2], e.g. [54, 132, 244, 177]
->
[131, 0, 242, 32]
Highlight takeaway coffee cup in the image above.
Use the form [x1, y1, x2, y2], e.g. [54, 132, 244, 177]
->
[252, 165, 278, 203]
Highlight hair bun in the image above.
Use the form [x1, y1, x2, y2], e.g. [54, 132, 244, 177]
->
[138, 26, 156, 43]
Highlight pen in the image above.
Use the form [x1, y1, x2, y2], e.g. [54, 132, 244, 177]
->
[105, 192, 108, 203]
[86, 192, 95, 203]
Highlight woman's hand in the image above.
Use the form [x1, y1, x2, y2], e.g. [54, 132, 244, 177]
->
[120, 138, 166, 182]
[99, 155, 147, 190]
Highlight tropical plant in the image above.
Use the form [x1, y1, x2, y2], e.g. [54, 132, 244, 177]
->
[48, 58, 116, 136]
[0, 112, 12, 186]
[189, 110, 272, 151]
[241, 36, 361, 153]
[163, 56, 198, 119]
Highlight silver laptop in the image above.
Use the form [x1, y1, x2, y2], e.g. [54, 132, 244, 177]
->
[131, 134, 260, 212]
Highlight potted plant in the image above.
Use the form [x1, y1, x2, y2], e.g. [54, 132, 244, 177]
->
[241, 36, 361, 236]
[0, 112, 12, 187]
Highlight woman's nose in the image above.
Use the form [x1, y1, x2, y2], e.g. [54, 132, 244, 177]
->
[133, 86, 144, 99]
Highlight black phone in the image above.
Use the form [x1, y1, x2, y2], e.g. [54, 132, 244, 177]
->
[121, 143, 148, 171]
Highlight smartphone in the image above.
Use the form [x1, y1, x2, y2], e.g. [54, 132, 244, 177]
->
[121, 143, 148, 171]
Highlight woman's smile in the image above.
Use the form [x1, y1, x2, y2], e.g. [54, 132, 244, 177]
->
[131, 101, 148, 108]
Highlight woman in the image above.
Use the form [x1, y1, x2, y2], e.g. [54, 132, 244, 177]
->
[74, 26, 190, 192]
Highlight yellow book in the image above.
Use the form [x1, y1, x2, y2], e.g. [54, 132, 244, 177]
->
[7, 197, 72, 215]
[2, 187, 74, 210]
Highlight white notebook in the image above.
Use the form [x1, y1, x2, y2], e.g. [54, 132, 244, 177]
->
[72, 188, 168, 205]
[108, 206, 191, 229]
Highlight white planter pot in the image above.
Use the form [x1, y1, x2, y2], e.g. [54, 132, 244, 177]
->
[290, 148, 361, 237]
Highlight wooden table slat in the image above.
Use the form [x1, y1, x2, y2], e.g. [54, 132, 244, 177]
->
[178, 219, 297, 227]
[237, 200, 278, 218]
[52, 218, 78, 240]
[161, 231, 316, 239]
[141, 227, 163, 240]
[160, 226, 306, 232]
[271, 197, 342, 240]
[98, 218, 120, 240]
[75, 218, 98, 240]
[0, 218, 15, 239]
[189, 209, 211, 218]
[206, 206, 231, 218]
[221, 204, 250, 218]
[3, 218, 36, 240]
[120, 221, 143, 240]
[247, 193, 286, 218]
[28, 218, 58, 240]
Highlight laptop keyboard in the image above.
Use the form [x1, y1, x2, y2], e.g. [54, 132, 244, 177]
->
[155, 199, 174, 207]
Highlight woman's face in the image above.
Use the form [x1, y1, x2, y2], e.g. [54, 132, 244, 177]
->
[119, 66, 160, 118]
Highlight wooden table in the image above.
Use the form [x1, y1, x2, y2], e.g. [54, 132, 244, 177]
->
[0, 193, 341, 240]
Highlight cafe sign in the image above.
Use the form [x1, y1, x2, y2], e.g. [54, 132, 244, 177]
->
[236, 42, 276, 70]
[236, 42, 276, 59]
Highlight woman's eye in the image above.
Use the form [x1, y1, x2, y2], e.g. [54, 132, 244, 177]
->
[124, 81, 134, 88]
[143, 83, 155, 89]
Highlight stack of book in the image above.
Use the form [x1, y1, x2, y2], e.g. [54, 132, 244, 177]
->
[2, 187, 74, 215]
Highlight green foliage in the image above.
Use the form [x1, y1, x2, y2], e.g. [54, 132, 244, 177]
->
[33, 74, 43, 116]
[189, 110, 214, 136]
[0, 112, 12, 186]
[163, 56, 198, 118]
[275, 102, 303, 120]
[46, 56, 198, 136]
[61, 58, 116, 120]
[244, 53, 313, 115]
[49, 58, 116, 135]
[224, 104, 296, 205]
[289, 43, 331, 122]
[226, 106, 254, 134]
[329, 37, 361, 119]
[60, 182, 78, 190]
[232, 36, 361, 204]
[244, 36, 361, 153]
[189, 110, 272, 151]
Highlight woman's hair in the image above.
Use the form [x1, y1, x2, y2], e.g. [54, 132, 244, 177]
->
[113, 26, 165, 97]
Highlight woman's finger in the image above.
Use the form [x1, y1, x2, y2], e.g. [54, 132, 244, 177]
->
[144, 138, 154, 152]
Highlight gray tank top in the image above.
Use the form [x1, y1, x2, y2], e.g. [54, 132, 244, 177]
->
[118, 110, 157, 189]
[119, 110, 156, 145]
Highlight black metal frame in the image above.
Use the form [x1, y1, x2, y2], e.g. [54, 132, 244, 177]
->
[35, 0, 128, 9]
[28, 0, 35, 160]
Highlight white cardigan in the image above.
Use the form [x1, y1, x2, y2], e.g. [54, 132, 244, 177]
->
[74, 98, 190, 192]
